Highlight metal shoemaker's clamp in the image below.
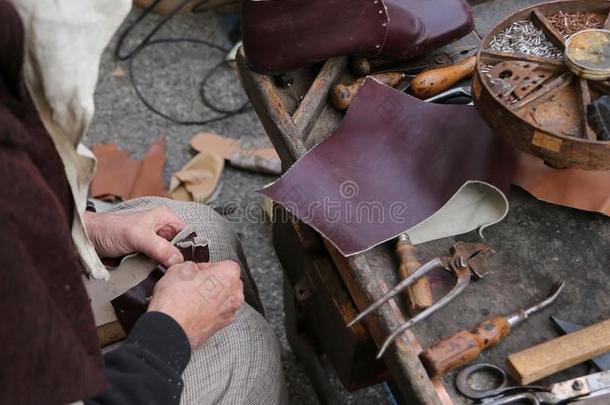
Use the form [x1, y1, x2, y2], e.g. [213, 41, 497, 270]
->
[347, 241, 494, 359]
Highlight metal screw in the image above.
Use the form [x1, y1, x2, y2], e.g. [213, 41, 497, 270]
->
[572, 380, 584, 391]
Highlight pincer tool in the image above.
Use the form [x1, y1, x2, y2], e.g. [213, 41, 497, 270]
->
[347, 242, 494, 359]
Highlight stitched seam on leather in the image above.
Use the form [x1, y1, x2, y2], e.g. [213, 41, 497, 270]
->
[376, 0, 390, 56]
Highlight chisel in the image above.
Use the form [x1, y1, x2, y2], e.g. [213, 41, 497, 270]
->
[419, 280, 565, 377]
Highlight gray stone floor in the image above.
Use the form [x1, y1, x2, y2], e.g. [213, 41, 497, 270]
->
[85, 6, 388, 404]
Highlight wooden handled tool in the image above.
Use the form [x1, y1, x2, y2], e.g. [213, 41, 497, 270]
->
[507, 318, 610, 385]
[410, 56, 476, 99]
[329, 72, 405, 111]
[396, 234, 433, 316]
[350, 56, 397, 76]
[419, 281, 565, 377]
[349, 52, 453, 77]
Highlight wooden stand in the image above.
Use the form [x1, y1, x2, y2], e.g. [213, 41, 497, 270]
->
[237, 1, 610, 403]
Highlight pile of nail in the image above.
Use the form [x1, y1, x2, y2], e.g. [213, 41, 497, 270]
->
[489, 20, 563, 59]
[548, 11, 603, 38]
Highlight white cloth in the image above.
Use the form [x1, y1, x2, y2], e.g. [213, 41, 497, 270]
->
[11, 0, 132, 280]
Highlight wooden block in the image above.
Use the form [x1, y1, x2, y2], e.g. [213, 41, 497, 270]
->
[98, 321, 126, 348]
[506, 319, 610, 385]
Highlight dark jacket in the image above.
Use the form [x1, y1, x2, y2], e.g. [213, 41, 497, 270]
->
[0, 2, 190, 404]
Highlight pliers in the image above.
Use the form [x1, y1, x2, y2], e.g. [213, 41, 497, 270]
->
[348, 242, 494, 358]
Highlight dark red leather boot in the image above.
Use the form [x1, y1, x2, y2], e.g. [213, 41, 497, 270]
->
[242, 0, 474, 74]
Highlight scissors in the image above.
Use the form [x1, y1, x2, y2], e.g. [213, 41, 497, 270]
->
[456, 364, 610, 404]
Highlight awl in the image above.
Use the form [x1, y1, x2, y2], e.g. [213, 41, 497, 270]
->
[550, 316, 610, 371]
[419, 280, 565, 376]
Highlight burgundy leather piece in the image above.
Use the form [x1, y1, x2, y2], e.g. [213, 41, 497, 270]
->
[382, 0, 475, 58]
[242, 0, 474, 74]
[242, 0, 386, 74]
[111, 232, 210, 333]
[260, 79, 516, 256]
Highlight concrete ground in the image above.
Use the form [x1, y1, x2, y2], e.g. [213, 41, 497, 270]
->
[85, 6, 388, 404]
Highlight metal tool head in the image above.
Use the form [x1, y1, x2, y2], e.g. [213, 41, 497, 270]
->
[550, 316, 582, 335]
[424, 86, 473, 104]
[448, 45, 479, 62]
[346, 257, 445, 328]
[523, 280, 565, 316]
[447, 242, 495, 279]
[505, 280, 565, 328]
[374, 51, 453, 76]
[549, 370, 610, 403]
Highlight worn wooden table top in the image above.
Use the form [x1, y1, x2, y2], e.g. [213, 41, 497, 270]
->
[238, 0, 610, 403]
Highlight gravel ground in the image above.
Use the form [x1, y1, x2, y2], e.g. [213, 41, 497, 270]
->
[85, 6, 388, 404]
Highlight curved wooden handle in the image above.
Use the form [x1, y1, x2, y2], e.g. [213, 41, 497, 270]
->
[329, 72, 404, 110]
[410, 56, 476, 99]
[420, 317, 512, 376]
[396, 238, 433, 315]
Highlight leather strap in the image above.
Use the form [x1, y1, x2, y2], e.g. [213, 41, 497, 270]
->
[111, 231, 209, 333]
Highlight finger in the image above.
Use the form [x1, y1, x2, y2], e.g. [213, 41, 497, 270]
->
[151, 208, 186, 240]
[170, 261, 199, 281]
[135, 232, 184, 267]
[195, 262, 214, 271]
[157, 221, 185, 241]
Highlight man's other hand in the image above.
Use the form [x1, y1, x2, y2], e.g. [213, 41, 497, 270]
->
[148, 261, 244, 349]
[84, 208, 187, 267]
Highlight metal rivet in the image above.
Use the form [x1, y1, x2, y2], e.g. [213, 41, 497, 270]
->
[382, 22, 387, 27]
[572, 380, 584, 391]
[376, 44, 381, 48]
[378, 10, 383, 14]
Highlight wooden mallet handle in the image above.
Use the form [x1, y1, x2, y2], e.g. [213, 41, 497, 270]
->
[395, 236, 433, 316]
[410, 56, 476, 99]
[506, 318, 610, 385]
[329, 72, 404, 110]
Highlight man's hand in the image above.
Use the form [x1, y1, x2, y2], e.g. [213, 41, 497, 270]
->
[84, 208, 187, 267]
[148, 261, 244, 349]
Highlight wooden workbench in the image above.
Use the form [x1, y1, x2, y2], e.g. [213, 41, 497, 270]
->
[237, 0, 610, 403]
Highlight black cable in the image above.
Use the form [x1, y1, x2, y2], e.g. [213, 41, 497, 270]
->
[115, 0, 249, 125]
[115, 0, 193, 61]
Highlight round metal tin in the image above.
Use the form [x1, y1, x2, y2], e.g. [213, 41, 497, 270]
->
[565, 29, 610, 81]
